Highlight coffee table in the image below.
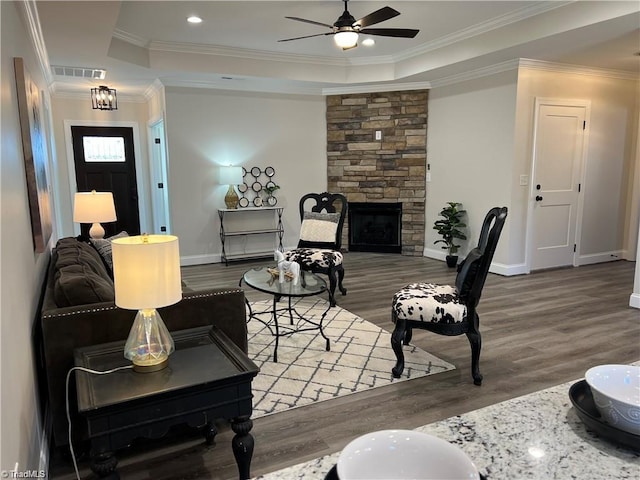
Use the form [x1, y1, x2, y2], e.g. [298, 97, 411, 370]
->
[240, 267, 332, 362]
[74, 326, 259, 480]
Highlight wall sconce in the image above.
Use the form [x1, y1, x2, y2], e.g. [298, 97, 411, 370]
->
[91, 85, 118, 111]
[220, 166, 243, 209]
[112, 234, 182, 372]
[73, 190, 117, 239]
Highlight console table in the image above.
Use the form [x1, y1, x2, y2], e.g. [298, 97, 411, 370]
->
[218, 207, 284, 265]
[74, 326, 259, 479]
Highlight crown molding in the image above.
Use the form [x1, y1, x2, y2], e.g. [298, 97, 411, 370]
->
[519, 58, 639, 81]
[160, 78, 324, 96]
[113, 28, 149, 48]
[143, 79, 165, 100]
[18, 0, 54, 88]
[428, 59, 520, 88]
[393, 1, 572, 62]
[322, 82, 431, 96]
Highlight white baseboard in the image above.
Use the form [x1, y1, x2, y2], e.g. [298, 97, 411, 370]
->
[422, 247, 526, 276]
[577, 250, 624, 266]
[630, 293, 640, 309]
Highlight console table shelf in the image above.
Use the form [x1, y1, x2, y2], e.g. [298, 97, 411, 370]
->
[219, 207, 284, 265]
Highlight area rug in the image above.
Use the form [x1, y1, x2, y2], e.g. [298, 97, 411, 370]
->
[248, 298, 455, 418]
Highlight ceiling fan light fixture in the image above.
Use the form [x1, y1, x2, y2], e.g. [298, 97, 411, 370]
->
[334, 31, 359, 49]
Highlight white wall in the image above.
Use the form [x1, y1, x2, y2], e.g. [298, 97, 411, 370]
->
[514, 67, 639, 266]
[163, 87, 326, 263]
[425, 70, 518, 270]
[1, 1, 52, 472]
[49, 97, 152, 238]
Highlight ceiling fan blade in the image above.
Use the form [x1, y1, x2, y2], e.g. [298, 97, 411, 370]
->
[359, 28, 419, 38]
[355, 6, 400, 28]
[278, 32, 334, 42]
[285, 16, 333, 29]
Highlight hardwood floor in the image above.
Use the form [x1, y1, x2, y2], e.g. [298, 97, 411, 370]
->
[50, 254, 639, 480]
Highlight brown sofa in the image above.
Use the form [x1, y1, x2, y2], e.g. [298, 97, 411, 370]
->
[40, 237, 247, 448]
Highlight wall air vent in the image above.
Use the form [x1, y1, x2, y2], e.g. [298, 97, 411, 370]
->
[51, 65, 107, 80]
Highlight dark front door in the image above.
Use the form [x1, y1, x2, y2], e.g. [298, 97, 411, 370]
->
[72, 126, 141, 237]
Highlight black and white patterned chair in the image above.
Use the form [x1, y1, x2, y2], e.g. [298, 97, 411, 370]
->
[391, 207, 507, 385]
[284, 192, 347, 306]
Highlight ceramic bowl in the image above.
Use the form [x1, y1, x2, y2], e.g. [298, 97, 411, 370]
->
[585, 364, 640, 435]
[336, 430, 479, 480]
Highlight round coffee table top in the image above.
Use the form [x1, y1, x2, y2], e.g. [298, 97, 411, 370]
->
[242, 267, 326, 297]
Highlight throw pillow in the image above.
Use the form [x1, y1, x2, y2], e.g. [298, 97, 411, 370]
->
[90, 231, 129, 273]
[54, 264, 114, 307]
[299, 211, 340, 244]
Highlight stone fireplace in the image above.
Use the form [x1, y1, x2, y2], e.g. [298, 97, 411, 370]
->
[326, 89, 427, 256]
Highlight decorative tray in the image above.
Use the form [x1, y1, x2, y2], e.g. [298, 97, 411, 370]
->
[569, 380, 640, 451]
[324, 465, 487, 479]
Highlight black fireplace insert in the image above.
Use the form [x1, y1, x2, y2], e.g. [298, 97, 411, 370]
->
[348, 202, 402, 253]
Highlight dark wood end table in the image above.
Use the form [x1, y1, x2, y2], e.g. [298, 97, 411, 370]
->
[74, 326, 259, 479]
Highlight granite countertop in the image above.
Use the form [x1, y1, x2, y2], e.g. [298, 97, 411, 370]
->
[254, 375, 640, 479]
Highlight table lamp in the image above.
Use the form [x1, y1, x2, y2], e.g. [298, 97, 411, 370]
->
[112, 234, 182, 372]
[220, 166, 243, 209]
[73, 190, 117, 239]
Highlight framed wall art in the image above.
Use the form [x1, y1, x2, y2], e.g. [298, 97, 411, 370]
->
[14, 57, 52, 253]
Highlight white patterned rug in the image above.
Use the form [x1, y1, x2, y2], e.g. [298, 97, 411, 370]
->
[247, 298, 456, 418]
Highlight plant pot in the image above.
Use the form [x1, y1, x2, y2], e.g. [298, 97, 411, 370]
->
[445, 255, 458, 268]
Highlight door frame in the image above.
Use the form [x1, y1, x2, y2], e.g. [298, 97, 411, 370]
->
[64, 119, 149, 237]
[148, 117, 172, 234]
[525, 97, 591, 272]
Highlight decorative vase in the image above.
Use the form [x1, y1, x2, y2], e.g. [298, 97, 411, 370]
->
[446, 255, 458, 268]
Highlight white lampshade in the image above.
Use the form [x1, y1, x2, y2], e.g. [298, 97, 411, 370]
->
[73, 191, 116, 223]
[334, 31, 359, 49]
[112, 235, 182, 309]
[112, 234, 182, 372]
[219, 166, 243, 186]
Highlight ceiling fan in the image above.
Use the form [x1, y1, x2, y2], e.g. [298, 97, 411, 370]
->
[278, 0, 419, 50]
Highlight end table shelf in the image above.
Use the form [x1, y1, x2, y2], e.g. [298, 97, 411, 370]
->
[219, 206, 284, 265]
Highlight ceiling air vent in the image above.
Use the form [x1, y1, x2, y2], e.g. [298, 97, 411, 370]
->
[51, 65, 107, 80]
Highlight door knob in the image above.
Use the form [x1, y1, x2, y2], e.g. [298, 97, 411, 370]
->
[535, 195, 543, 202]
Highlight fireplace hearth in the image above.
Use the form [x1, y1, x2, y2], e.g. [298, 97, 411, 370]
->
[348, 203, 402, 253]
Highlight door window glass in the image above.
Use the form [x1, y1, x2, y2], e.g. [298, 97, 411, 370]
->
[83, 136, 125, 162]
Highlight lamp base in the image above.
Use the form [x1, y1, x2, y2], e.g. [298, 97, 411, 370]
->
[124, 308, 175, 373]
[133, 356, 169, 373]
[89, 222, 106, 239]
[225, 185, 239, 209]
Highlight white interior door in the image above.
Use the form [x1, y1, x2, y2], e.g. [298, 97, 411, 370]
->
[531, 100, 587, 270]
[149, 119, 171, 234]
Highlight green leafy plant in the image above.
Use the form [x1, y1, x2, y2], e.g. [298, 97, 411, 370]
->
[434, 202, 467, 255]
[265, 184, 280, 195]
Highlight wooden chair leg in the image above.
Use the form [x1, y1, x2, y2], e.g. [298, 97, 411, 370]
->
[391, 315, 406, 378]
[403, 326, 412, 345]
[466, 329, 483, 386]
[327, 268, 338, 307]
[337, 265, 347, 295]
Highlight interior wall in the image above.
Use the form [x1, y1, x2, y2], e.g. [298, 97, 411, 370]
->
[1, 1, 53, 472]
[163, 87, 326, 263]
[49, 97, 152, 238]
[425, 70, 518, 271]
[514, 67, 639, 266]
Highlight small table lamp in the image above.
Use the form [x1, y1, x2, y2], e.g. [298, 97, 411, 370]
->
[73, 190, 117, 239]
[220, 166, 243, 209]
[112, 234, 182, 372]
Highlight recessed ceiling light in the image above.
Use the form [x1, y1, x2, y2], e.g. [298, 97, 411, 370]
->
[362, 38, 375, 47]
[187, 16, 202, 24]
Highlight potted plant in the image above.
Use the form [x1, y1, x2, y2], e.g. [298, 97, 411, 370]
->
[434, 202, 467, 267]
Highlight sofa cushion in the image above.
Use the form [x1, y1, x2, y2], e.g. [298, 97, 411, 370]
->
[54, 264, 114, 307]
[52, 238, 114, 307]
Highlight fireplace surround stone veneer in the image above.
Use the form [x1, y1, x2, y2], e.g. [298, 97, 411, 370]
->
[327, 90, 427, 256]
